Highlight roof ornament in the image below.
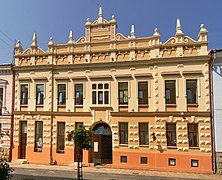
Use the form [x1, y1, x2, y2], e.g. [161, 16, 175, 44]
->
[98, 7, 103, 24]
[176, 19, 183, 35]
[68, 30, 74, 44]
[130, 25, 135, 38]
[200, 24, 207, 33]
[110, 15, 116, 23]
[31, 32, 37, 48]
[48, 37, 54, 46]
[153, 27, 160, 36]
[15, 40, 22, 49]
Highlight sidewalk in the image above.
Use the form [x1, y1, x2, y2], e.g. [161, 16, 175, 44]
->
[9, 163, 221, 180]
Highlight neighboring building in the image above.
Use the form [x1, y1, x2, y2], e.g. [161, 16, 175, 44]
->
[12, 8, 212, 173]
[0, 64, 14, 160]
[210, 50, 222, 174]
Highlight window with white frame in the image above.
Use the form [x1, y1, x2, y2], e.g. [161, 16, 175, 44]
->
[118, 82, 128, 105]
[92, 83, 109, 105]
[186, 80, 197, 104]
[36, 84, 44, 105]
[75, 84, 83, 105]
[20, 84, 28, 105]
[138, 82, 148, 105]
[58, 84, 66, 105]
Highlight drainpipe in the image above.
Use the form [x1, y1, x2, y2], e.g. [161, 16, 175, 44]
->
[50, 65, 54, 165]
[9, 64, 15, 162]
[210, 50, 216, 173]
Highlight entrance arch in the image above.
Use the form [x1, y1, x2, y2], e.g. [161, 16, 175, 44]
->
[91, 122, 112, 164]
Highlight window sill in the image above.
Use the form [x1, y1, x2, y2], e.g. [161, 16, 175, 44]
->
[75, 105, 83, 107]
[189, 147, 200, 150]
[56, 150, 65, 154]
[167, 146, 177, 149]
[166, 104, 177, 107]
[36, 105, 44, 107]
[139, 104, 149, 107]
[139, 145, 149, 147]
[119, 144, 128, 147]
[187, 104, 199, 107]
[20, 105, 28, 107]
[89, 105, 112, 110]
[57, 105, 66, 107]
[119, 105, 128, 107]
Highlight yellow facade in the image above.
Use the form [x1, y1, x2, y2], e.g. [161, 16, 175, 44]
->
[12, 8, 212, 173]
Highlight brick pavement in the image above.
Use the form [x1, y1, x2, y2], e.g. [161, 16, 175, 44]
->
[9, 163, 222, 180]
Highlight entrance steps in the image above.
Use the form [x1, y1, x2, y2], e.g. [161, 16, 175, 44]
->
[12, 159, 29, 164]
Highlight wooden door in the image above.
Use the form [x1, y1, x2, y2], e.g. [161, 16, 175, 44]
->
[19, 121, 27, 159]
[91, 134, 112, 164]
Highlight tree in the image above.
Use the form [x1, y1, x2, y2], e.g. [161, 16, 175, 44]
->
[73, 124, 93, 180]
[0, 158, 14, 180]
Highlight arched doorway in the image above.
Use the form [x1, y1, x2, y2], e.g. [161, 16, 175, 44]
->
[91, 122, 112, 164]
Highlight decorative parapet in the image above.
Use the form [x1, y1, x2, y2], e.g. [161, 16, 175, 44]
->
[14, 8, 208, 67]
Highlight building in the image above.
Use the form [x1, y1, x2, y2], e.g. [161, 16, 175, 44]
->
[12, 8, 212, 173]
[0, 64, 14, 161]
[210, 50, 222, 174]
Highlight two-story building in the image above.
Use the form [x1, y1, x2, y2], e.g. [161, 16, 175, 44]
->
[210, 50, 222, 174]
[0, 64, 14, 161]
[12, 8, 212, 173]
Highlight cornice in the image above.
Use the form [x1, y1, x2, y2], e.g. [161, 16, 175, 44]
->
[13, 55, 209, 72]
[110, 111, 210, 117]
[14, 111, 92, 116]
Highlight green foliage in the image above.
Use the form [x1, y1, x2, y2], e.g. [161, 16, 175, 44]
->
[73, 124, 94, 150]
[0, 158, 14, 180]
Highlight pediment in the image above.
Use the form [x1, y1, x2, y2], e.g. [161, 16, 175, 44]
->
[22, 47, 46, 55]
[163, 37, 176, 45]
[92, 19, 109, 25]
[116, 33, 127, 40]
[76, 36, 86, 44]
[183, 36, 197, 43]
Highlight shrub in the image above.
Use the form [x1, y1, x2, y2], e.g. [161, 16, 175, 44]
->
[0, 158, 14, 180]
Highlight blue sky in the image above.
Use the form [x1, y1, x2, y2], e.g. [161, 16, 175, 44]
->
[0, 0, 221, 64]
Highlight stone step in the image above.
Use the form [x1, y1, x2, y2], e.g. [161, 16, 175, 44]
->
[12, 159, 29, 165]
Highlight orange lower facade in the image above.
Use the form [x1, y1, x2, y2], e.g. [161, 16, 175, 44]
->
[12, 145, 212, 174]
[12, 113, 213, 174]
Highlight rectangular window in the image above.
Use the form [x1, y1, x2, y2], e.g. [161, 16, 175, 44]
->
[75, 84, 83, 105]
[169, 158, 176, 166]
[165, 80, 176, 104]
[58, 84, 66, 105]
[119, 122, 128, 145]
[138, 82, 148, 105]
[186, 80, 197, 104]
[57, 122, 65, 153]
[92, 83, 109, 105]
[166, 123, 177, 147]
[141, 157, 148, 164]
[34, 121, 43, 152]
[0, 88, 3, 114]
[20, 84, 28, 105]
[119, 82, 128, 105]
[188, 124, 199, 147]
[120, 156, 127, 163]
[191, 160, 199, 167]
[139, 123, 149, 145]
[36, 84, 44, 105]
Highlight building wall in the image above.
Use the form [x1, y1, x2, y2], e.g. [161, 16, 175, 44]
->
[12, 9, 212, 173]
[211, 51, 222, 173]
[0, 64, 14, 160]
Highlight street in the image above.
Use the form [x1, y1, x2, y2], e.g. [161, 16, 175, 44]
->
[12, 167, 194, 180]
